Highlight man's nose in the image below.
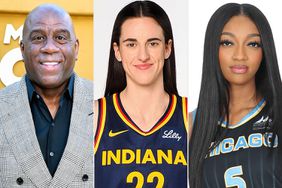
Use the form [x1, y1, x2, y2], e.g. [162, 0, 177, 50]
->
[40, 38, 60, 53]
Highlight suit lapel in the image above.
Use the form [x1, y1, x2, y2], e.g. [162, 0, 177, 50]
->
[2, 78, 52, 187]
[51, 76, 93, 187]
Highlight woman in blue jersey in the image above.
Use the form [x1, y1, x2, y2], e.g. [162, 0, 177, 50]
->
[189, 3, 282, 188]
[94, 1, 188, 187]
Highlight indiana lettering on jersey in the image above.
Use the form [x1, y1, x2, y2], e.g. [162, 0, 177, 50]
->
[101, 149, 187, 166]
[209, 132, 278, 157]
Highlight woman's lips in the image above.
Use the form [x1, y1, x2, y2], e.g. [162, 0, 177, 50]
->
[134, 63, 153, 70]
[230, 65, 248, 74]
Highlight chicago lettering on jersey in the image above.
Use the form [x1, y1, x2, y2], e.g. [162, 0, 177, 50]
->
[209, 132, 278, 157]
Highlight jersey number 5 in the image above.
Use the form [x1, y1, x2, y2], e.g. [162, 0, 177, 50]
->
[224, 165, 246, 188]
[126, 171, 164, 188]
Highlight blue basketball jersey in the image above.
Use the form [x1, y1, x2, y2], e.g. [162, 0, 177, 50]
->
[203, 99, 282, 188]
[95, 93, 188, 188]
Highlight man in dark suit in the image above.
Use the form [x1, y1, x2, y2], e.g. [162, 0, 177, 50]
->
[0, 4, 93, 187]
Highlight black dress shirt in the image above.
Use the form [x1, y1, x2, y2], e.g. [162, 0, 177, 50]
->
[26, 75, 74, 176]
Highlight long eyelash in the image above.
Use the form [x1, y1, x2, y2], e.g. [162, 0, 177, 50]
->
[219, 40, 232, 45]
[249, 41, 261, 47]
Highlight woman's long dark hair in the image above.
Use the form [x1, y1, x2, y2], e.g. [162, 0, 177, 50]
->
[189, 3, 282, 188]
[104, 0, 178, 96]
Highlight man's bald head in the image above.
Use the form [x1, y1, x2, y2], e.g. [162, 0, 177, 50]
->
[22, 4, 76, 41]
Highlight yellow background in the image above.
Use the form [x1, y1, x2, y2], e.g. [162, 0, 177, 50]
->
[0, 0, 93, 88]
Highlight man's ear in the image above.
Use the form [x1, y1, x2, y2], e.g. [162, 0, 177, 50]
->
[20, 41, 24, 51]
[74, 39, 79, 61]
[20, 41, 25, 60]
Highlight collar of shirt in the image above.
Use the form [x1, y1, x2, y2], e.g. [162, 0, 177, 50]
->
[25, 74, 75, 103]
